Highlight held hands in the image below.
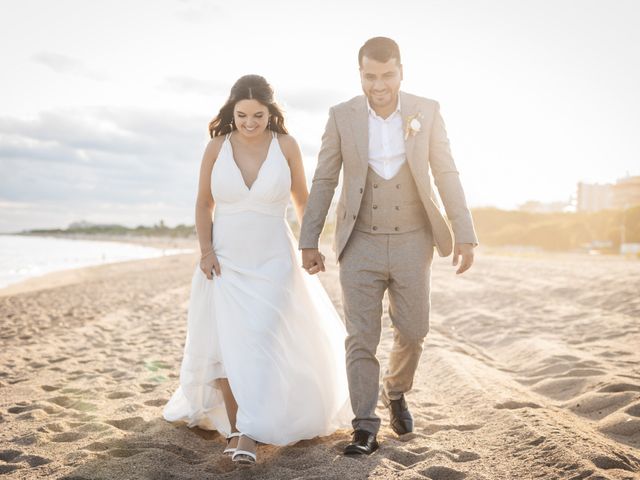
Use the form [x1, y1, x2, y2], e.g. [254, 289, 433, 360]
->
[301, 248, 326, 275]
[200, 249, 221, 279]
[452, 243, 475, 275]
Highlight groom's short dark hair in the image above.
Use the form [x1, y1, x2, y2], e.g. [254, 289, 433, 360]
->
[358, 37, 401, 67]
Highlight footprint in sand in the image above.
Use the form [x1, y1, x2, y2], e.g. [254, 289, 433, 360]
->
[0, 464, 22, 474]
[105, 448, 145, 458]
[598, 382, 640, 393]
[84, 438, 203, 465]
[8, 402, 59, 415]
[139, 383, 158, 392]
[105, 416, 149, 432]
[598, 413, 640, 437]
[40, 384, 61, 392]
[568, 391, 637, 420]
[590, 453, 638, 472]
[0, 449, 22, 462]
[16, 409, 49, 422]
[51, 431, 88, 443]
[106, 390, 136, 399]
[0, 448, 52, 473]
[384, 448, 430, 467]
[40, 422, 66, 433]
[47, 395, 98, 412]
[77, 422, 113, 433]
[420, 465, 467, 480]
[625, 403, 640, 417]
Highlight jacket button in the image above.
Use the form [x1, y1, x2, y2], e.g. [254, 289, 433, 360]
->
[395, 206, 400, 210]
[396, 184, 400, 189]
[352, 215, 356, 220]
[373, 184, 378, 188]
[372, 204, 378, 209]
[394, 227, 399, 231]
[372, 226, 378, 231]
[359, 187, 363, 194]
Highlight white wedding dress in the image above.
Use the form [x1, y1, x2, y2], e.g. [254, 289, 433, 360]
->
[163, 131, 352, 445]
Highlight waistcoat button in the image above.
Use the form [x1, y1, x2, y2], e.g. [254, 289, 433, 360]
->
[372, 226, 378, 231]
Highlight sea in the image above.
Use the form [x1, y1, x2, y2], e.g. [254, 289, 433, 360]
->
[0, 234, 194, 289]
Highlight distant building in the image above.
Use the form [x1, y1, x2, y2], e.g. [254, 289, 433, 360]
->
[577, 182, 614, 212]
[620, 243, 640, 256]
[611, 176, 640, 209]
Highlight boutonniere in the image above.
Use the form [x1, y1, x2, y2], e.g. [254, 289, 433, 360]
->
[404, 112, 423, 140]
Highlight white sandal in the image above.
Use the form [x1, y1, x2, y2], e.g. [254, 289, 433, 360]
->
[223, 432, 241, 455]
[232, 434, 257, 465]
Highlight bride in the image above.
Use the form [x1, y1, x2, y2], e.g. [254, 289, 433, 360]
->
[162, 74, 352, 465]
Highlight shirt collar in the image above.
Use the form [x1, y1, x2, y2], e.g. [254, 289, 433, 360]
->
[366, 95, 401, 120]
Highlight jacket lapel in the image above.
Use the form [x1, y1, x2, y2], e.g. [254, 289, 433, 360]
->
[400, 91, 418, 173]
[350, 96, 369, 169]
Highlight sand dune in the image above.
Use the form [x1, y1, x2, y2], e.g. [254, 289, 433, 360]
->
[0, 245, 639, 479]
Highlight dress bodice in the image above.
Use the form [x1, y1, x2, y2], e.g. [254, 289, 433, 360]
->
[211, 132, 291, 217]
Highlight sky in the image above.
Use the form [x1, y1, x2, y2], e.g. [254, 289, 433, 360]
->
[1, 0, 639, 232]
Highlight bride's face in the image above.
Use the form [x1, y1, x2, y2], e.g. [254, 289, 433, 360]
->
[233, 99, 270, 138]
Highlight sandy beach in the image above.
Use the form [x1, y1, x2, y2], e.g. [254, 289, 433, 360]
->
[1, 243, 639, 479]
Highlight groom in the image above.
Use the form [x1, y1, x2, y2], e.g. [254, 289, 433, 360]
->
[300, 37, 478, 454]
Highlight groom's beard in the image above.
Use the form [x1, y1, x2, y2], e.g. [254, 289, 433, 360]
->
[367, 91, 397, 113]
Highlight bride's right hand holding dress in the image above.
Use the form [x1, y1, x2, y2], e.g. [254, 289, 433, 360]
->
[199, 249, 221, 279]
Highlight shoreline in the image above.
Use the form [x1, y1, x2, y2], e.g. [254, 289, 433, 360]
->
[0, 234, 198, 297]
[3, 232, 198, 250]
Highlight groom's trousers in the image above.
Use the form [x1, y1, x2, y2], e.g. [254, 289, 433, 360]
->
[338, 226, 433, 434]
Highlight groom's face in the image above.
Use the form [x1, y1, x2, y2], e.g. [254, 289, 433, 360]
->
[360, 56, 403, 112]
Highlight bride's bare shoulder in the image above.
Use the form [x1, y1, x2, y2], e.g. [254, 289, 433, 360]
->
[275, 133, 300, 156]
[202, 135, 226, 165]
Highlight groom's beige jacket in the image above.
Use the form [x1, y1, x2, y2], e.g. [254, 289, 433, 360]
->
[299, 91, 478, 260]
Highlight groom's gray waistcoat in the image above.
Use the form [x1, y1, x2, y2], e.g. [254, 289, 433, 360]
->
[354, 163, 429, 235]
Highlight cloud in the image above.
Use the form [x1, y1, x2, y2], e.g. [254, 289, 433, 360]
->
[278, 88, 350, 114]
[173, 0, 225, 23]
[159, 76, 228, 97]
[31, 52, 108, 81]
[0, 107, 207, 160]
[0, 106, 211, 229]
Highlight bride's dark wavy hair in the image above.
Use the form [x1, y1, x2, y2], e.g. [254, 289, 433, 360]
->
[208, 75, 288, 138]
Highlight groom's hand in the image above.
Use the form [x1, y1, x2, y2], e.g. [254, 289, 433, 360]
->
[302, 248, 326, 275]
[452, 243, 475, 275]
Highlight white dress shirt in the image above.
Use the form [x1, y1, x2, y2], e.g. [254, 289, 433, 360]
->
[367, 97, 406, 180]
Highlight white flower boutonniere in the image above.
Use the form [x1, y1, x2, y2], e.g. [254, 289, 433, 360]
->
[404, 112, 423, 140]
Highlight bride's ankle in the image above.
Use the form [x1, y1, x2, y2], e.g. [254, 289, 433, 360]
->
[237, 435, 256, 450]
